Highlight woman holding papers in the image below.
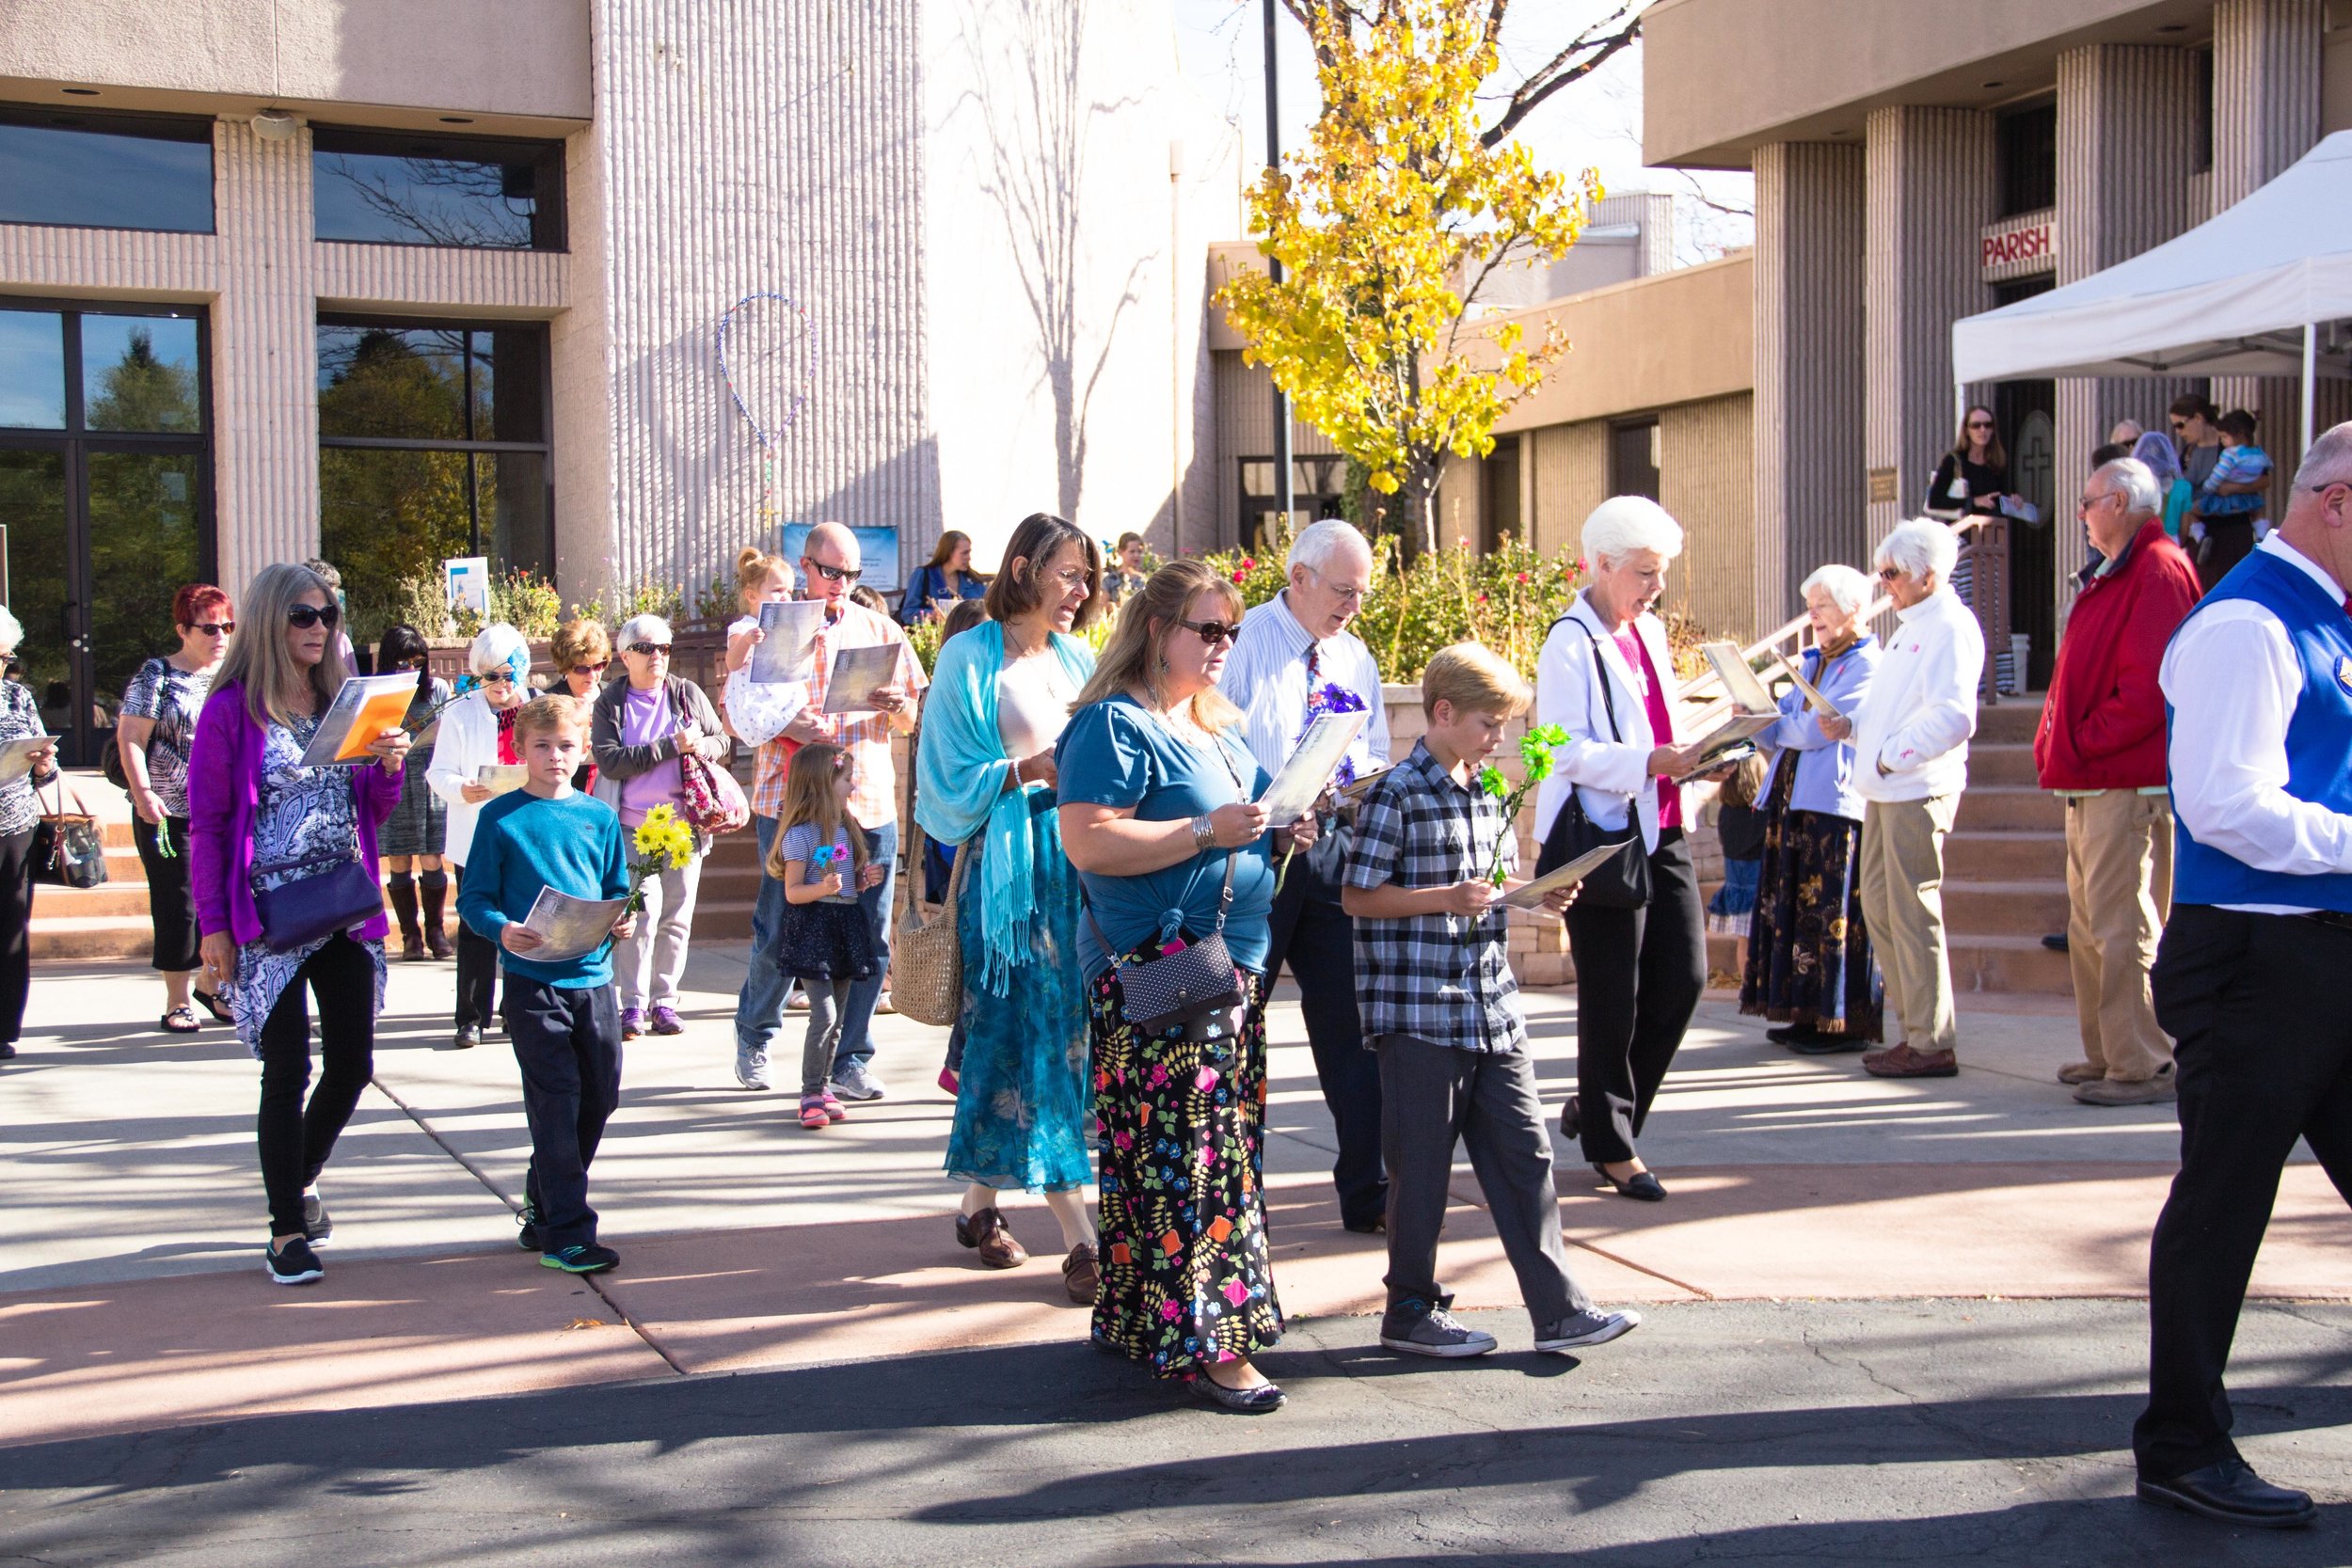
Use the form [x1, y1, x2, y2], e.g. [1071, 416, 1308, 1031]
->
[1739, 566, 1884, 1052]
[914, 513, 1104, 1295]
[590, 613, 730, 1040]
[373, 625, 454, 962]
[428, 624, 532, 1052]
[1533, 498, 1713, 1202]
[187, 563, 409, 1285]
[0, 607, 57, 1060]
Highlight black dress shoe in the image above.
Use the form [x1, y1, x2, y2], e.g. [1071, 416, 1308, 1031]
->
[2137, 1457, 2315, 1528]
[1594, 1163, 1666, 1202]
[1342, 1215, 1386, 1235]
[1559, 1094, 1581, 1142]
[1765, 1022, 1820, 1047]
[1789, 1034, 1871, 1055]
[1191, 1374, 1285, 1414]
[2042, 932, 2069, 952]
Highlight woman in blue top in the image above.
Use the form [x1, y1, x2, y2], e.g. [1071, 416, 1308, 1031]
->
[898, 530, 989, 624]
[1739, 564, 1885, 1052]
[1057, 558, 1316, 1415]
[915, 512, 1105, 1296]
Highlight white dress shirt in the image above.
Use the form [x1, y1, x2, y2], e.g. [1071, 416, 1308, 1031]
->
[2160, 532, 2352, 914]
[1849, 587, 1983, 804]
[1534, 593, 1676, 854]
[1221, 590, 1391, 782]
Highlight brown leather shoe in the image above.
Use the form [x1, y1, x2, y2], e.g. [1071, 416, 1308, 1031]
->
[955, 1206, 1027, 1269]
[1060, 1242, 1099, 1304]
[1864, 1042, 1958, 1078]
[2058, 1060, 2105, 1085]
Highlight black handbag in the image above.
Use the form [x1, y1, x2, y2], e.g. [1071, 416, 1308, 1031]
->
[1534, 617, 1653, 910]
[1087, 852, 1243, 1037]
[253, 851, 384, 954]
[31, 780, 108, 890]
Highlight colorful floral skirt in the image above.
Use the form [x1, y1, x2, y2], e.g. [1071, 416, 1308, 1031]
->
[1738, 763, 1883, 1040]
[1089, 964, 1281, 1380]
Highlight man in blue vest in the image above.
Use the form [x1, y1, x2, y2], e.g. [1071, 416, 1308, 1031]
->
[2137, 422, 2352, 1529]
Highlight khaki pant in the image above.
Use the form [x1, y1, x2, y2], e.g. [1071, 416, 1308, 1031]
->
[1859, 796, 1960, 1055]
[2064, 790, 2174, 1082]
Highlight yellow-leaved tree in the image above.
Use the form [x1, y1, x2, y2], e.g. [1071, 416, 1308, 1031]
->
[1218, 0, 1613, 553]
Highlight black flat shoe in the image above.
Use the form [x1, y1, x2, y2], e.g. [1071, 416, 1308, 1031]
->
[1594, 1163, 1666, 1202]
[1789, 1034, 1871, 1055]
[1765, 1022, 1820, 1046]
[194, 989, 235, 1026]
[1559, 1093, 1581, 1142]
[1191, 1374, 1285, 1414]
[2137, 1457, 2315, 1528]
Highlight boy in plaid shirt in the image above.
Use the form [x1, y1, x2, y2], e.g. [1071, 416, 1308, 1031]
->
[1343, 643, 1641, 1359]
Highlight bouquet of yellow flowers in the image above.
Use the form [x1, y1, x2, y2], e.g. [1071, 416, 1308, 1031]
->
[626, 804, 695, 914]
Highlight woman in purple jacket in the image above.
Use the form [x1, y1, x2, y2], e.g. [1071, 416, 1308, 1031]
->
[189, 562, 408, 1287]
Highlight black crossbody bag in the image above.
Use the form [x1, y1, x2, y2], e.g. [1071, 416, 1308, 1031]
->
[1084, 733, 1248, 1037]
[1534, 617, 1653, 909]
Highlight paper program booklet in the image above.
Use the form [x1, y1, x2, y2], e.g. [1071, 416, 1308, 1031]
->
[820, 642, 901, 715]
[1256, 710, 1369, 828]
[517, 887, 628, 963]
[748, 600, 824, 685]
[1500, 838, 1637, 911]
[298, 673, 422, 768]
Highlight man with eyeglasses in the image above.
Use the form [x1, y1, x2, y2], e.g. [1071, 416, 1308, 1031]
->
[1221, 517, 1392, 1232]
[2130, 423, 2352, 1530]
[729, 521, 925, 1101]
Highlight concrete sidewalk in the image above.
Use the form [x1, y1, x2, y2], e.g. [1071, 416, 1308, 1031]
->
[2, 945, 2346, 1449]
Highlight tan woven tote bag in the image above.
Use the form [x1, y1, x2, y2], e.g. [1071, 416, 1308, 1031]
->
[891, 823, 969, 1028]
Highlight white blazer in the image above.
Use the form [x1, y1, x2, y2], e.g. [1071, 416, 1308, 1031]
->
[1533, 592, 1677, 855]
[424, 690, 502, 866]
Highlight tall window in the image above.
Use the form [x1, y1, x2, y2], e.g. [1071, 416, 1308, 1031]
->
[1239, 453, 1346, 551]
[317, 319, 551, 644]
[0, 300, 209, 764]
[1610, 419, 1661, 502]
[0, 104, 213, 234]
[1995, 100, 2057, 218]
[312, 127, 564, 250]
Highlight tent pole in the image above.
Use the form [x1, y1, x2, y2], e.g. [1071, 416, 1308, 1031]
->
[2304, 322, 2319, 456]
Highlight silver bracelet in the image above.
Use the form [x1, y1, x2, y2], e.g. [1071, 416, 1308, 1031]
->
[1010, 757, 1024, 788]
[1191, 814, 1216, 850]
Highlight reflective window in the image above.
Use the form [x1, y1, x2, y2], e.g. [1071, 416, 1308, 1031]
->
[0, 106, 213, 233]
[82, 314, 202, 433]
[0, 309, 64, 429]
[311, 127, 564, 250]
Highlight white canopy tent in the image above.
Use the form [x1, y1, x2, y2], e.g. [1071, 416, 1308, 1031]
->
[1951, 129, 2352, 451]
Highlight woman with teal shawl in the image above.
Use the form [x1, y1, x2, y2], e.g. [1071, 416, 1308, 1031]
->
[914, 514, 1106, 1301]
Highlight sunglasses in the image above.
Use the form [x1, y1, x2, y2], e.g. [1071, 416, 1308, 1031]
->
[570, 660, 611, 677]
[806, 560, 862, 585]
[628, 641, 673, 657]
[1877, 566, 1904, 582]
[1178, 617, 1239, 645]
[286, 603, 341, 629]
[479, 670, 516, 685]
[188, 621, 234, 636]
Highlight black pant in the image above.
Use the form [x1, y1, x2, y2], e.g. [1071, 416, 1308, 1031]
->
[133, 814, 200, 973]
[2136, 904, 2352, 1479]
[256, 932, 377, 1236]
[1263, 840, 1387, 1227]
[0, 824, 34, 1043]
[1562, 828, 1706, 1164]
[453, 863, 498, 1028]
[503, 975, 623, 1253]
[2197, 517, 2258, 594]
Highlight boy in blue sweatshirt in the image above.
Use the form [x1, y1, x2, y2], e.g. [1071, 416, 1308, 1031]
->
[457, 694, 635, 1274]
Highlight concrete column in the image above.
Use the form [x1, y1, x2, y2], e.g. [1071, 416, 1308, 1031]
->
[2213, 0, 2323, 467]
[2054, 44, 2203, 589]
[1865, 106, 1996, 545]
[209, 119, 319, 591]
[1752, 142, 1864, 633]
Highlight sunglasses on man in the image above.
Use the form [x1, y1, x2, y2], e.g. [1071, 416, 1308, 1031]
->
[286, 603, 341, 629]
[806, 560, 862, 585]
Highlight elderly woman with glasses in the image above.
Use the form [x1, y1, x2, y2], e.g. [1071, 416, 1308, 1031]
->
[1740, 565, 1884, 1053]
[551, 618, 612, 792]
[592, 613, 731, 1040]
[119, 582, 236, 1031]
[427, 623, 533, 1051]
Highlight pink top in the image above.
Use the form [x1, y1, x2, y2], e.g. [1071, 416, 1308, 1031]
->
[1613, 623, 1681, 832]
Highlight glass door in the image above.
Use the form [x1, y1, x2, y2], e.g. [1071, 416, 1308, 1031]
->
[0, 301, 211, 766]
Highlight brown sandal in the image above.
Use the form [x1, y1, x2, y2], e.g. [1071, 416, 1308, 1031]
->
[954, 1206, 1027, 1269]
[1060, 1242, 1099, 1305]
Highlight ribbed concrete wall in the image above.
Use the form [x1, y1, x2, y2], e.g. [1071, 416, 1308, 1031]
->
[1752, 142, 1865, 635]
[585, 0, 936, 592]
[1865, 106, 1994, 544]
[2055, 44, 2203, 591]
[1661, 392, 1756, 639]
[312, 245, 569, 316]
[1529, 421, 1607, 559]
[2213, 0, 2323, 467]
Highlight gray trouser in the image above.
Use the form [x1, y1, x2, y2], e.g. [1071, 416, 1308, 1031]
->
[799, 977, 854, 1097]
[1375, 1034, 1593, 1326]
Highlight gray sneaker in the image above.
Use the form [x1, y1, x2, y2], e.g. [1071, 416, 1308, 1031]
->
[735, 1050, 771, 1092]
[1379, 1296, 1498, 1358]
[1534, 1308, 1642, 1353]
[829, 1061, 886, 1101]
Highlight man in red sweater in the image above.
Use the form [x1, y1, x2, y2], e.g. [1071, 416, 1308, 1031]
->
[2035, 457, 2203, 1105]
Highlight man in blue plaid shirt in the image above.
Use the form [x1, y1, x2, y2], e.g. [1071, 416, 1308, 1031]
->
[1343, 643, 1640, 1360]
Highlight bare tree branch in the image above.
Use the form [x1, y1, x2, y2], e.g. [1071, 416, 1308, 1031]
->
[1477, 1, 1645, 148]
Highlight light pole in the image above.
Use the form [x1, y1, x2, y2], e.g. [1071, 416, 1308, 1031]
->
[1263, 0, 1293, 546]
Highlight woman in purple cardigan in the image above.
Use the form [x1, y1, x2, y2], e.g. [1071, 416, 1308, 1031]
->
[189, 562, 408, 1288]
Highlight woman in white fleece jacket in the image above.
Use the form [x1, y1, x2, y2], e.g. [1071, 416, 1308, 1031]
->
[1823, 517, 1985, 1080]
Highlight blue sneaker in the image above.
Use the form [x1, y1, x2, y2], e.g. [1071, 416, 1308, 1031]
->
[540, 1243, 619, 1274]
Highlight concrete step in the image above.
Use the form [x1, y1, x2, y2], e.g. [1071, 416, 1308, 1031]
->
[1954, 786, 2063, 832]
[1944, 879, 2071, 933]
[1965, 744, 2040, 789]
[1943, 829, 2065, 881]
[31, 915, 157, 962]
[1974, 697, 2044, 746]
[1951, 932, 2075, 995]
[34, 881, 161, 919]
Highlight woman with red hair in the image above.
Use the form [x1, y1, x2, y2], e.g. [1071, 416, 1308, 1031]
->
[119, 581, 235, 1033]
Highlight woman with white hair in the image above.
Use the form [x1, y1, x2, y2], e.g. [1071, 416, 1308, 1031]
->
[1819, 517, 1985, 1080]
[1739, 564, 1884, 1052]
[1534, 497, 1714, 1202]
[0, 606, 58, 1061]
[591, 613, 730, 1039]
[428, 623, 533, 1051]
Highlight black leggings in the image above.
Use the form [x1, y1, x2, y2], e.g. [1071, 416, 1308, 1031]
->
[134, 815, 201, 973]
[0, 824, 33, 1043]
[256, 932, 377, 1236]
[1562, 828, 1707, 1164]
[453, 863, 498, 1028]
